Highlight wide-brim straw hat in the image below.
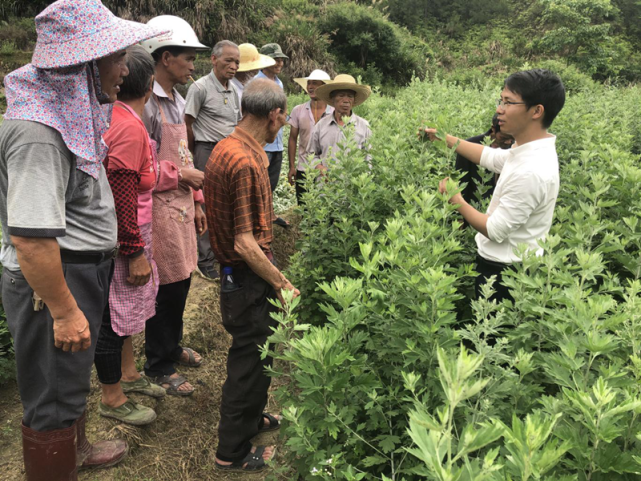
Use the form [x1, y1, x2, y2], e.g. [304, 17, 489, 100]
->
[315, 74, 372, 107]
[237, 43, 276, 72]
[294, 69, 331, 93]
[31, 0, 168, 69]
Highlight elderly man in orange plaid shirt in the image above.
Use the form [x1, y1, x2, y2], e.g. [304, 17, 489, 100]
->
[204, 78, 300, 473]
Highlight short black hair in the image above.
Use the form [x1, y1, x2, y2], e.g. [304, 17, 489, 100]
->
[504, 69, 566, 129]
[118, 46, 155, 101]
[151, 46, 189, 65]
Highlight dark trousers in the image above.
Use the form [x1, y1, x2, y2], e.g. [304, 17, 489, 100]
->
[194, 141, 217, 271]
[3, 259, 112, 431]
[144, 277, 192, 378]
[216, 268, 278, 462]
[295, 169, 307, 205]
[94, 303, 128, 385]
[474, 255, 513, 303]
[266, 151, 283, 193]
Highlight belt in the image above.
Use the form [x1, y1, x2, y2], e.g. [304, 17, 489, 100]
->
[60, 247, 118, 265]
[195, 141, 218, 147]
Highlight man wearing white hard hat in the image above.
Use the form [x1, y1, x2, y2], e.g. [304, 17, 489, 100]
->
[140, 15, 208, 396]
[185, 40, 243, 281]
[287, 69, 333, 204]
[231, 43, 275, 104]
[308, 74, 372, 171]
[0, 0, 165, 478]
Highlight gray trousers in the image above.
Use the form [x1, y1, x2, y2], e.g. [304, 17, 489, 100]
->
[3, 260, 112, 431]
[194, 141, 217, 270]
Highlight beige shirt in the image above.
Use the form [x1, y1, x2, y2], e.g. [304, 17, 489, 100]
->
[307, 112, 372, 168]
[184, 71, 242, 143]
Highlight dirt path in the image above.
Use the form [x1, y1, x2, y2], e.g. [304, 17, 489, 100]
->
[0, 214, 299, 481]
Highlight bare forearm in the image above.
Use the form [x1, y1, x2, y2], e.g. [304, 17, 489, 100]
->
[287, 137, 297, 170]
[185, 115, 196, 153]
[445, 135, 485, 165]
[454, 199, 490, 238]
[11, 236, 78, 318]
[235, 233, 287, 290]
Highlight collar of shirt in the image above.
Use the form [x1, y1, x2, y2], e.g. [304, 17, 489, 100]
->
[230, 77, 244, 91]
[230, 126, 269, 167]
[508, 135, 557, 158]
[329, 112, 357, 126]
[152, 80, 181, 101]
[305, 100, 333, 124]
[208, 71, 233, 93]
[256, 70, 283, 88]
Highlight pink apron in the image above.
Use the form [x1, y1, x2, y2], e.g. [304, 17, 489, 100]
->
[108, 101, 160, 336]
[151, 95, 198, 285]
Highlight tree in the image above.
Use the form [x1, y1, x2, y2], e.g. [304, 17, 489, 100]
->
[536, 0, 621, 76]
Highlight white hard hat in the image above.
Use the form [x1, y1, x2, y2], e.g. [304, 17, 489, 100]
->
[294, 69, 331, 92]
[140, 15, 208, 54]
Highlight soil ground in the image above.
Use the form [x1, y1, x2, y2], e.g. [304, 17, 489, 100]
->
[0, 213, 299, 481]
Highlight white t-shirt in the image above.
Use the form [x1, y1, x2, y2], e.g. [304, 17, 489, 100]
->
[476, 135, 559, 264]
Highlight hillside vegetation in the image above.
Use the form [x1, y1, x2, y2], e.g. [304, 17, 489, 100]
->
[0, 0, 640, 92]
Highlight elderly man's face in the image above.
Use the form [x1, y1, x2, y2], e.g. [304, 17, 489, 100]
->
[307, 80, 324, 100]
[213, 46, 240, 83]
[96, 50, 129, 104]
[332, 90, 356, 116]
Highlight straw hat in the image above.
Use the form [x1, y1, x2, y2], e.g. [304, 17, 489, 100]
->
[314, 74, 371, 107]
[237, 43, 276, 72]
[31, 0, 167, 69]
[294, 69, 331, 93]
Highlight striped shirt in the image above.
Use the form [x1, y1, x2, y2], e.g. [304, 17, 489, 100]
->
[204, 126, 274, 266]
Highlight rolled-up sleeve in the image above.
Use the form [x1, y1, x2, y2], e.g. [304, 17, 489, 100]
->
[479, 146, 511, 174]
[486, 172, 543, 244]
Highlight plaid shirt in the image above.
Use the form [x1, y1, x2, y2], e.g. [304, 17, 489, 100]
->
[204, 126, 275, 266]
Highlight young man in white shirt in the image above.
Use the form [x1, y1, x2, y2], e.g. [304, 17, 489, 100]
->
[423, 69, 566, 302]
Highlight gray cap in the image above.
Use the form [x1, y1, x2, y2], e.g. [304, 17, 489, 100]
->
[260, 43, 289, 59]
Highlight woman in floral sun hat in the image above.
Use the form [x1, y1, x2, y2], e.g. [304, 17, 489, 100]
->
[0, 1, 165, 479]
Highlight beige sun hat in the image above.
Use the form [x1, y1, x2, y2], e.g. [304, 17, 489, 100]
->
[237, 43, 276, 72]
[315, 74, 371, 107]
[294, 69, 331, 92]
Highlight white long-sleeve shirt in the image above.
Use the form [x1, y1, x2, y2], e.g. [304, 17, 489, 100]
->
[475, 135, 559, 264]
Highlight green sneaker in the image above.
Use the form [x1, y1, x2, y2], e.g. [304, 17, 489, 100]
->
[99, 400, 157, 426]
[121, 376, 166, 398]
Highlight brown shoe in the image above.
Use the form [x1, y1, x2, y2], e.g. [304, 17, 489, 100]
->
[76, 411, 128, 469]
[21, 421, 78, 481]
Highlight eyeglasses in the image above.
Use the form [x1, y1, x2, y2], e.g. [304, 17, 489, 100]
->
[496, 99, 526, 108]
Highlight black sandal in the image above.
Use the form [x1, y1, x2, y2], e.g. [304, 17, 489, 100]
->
[214, 445, 273, 472]
[259, 412, 281, 433]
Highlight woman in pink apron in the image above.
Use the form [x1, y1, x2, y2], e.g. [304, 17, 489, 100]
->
[142, 80, 206, 396]
[94, 46, 181, 424]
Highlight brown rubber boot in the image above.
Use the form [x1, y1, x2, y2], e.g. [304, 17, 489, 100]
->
[21, 421, 78, 481]
[75, 411, 128, 469]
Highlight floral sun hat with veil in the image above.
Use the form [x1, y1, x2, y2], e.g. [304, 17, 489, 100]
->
[3, 0, 166, 178]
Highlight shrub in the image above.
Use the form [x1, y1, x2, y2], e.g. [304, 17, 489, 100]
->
[317, 2, 430, 86]
[265, 77, 641, 480]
